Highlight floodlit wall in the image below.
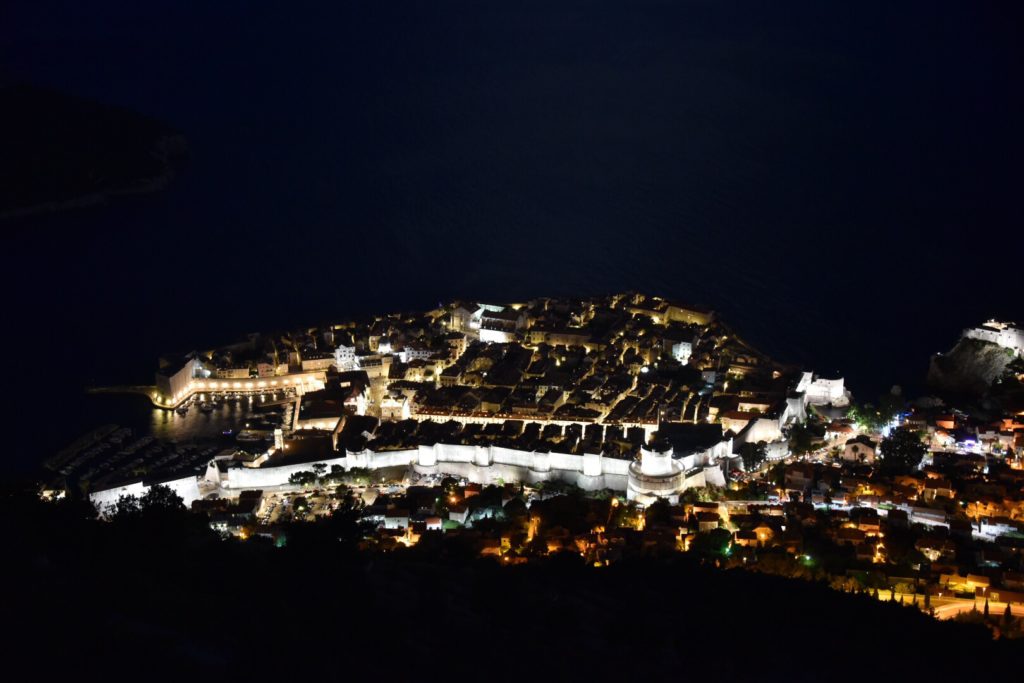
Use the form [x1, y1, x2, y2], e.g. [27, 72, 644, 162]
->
[192, 372, 325, 395]
[479, 328, 513, 344]
[222, 454, 350, 489]
[90, 481, 148, 509]
[795, 372, 848, 408]
[964, 324, 1024, 355]
[301, 357, 336, 372]
[491, 445, 539, 469]
[412, 459, 627, 492]
[805, 378, 845, 404]
[429, 443, 477, 464]
[90, 475, 202, 511]
[343, 449, 418, 471]
[415, 442, 632, 485]
[640, 447, 676, 476]
[357, 440, 708, 497]
[683, 469, 707, 489]
[296, 417, 343, 431]
[785, 395, 807, 423]
[91, 434, 725, 504]
[735, 417, 783, 445]
[702, 464, 726, 488]
[157, 358, 203, 402]
[549, 451, 582, 472]
[602, 457, 631, 476]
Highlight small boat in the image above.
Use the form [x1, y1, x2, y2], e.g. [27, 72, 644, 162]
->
[236, 430, 265, 443]
[176, 405, 189, 415]
[199, 402, 214, 413]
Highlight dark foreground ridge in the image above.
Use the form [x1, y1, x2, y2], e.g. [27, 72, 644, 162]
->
[0, 82, 187, 220]
[8, 485, 1019, 682]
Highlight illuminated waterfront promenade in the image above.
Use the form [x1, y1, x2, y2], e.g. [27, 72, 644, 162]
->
[92, 371, 327, 409]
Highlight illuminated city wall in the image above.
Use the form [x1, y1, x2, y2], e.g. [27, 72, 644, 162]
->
[90, 436, 727, 505]
[221, 453, 351, 489]
[152, 371, 327, 408]
[90, 475, 203, 511]
[416, 460, 629, 491]
[221, 443, 640, 493]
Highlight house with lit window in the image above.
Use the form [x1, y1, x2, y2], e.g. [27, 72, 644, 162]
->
[842, 435, 876, 464]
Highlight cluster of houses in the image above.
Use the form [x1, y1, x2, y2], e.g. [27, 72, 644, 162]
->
[223, 295, 854, 470]
[185, 461, 1024, 610]
[187, 295, 831, 434]
[823, 406, 1023, 467]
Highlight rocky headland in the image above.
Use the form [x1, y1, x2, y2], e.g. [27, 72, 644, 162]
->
[0, 83, 187, 220]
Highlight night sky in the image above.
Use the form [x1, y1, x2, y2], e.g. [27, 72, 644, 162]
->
[2, 0, 1022, 466]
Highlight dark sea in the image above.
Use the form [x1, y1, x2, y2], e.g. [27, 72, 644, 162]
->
[3, 0, 1021, 472]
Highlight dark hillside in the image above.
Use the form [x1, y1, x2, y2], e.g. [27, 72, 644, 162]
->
[0, 83, 186, 219]
[7, 487, 1018, 682]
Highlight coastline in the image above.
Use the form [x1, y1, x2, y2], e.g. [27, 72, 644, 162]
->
[0, 84, 188, 221]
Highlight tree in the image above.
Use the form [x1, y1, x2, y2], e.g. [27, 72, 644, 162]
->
[738, 441, 767, 471]
[106, 484, 202, 544]
[788, 423, 815, 456]
[767, 462, 786, 487]
[848, 388, 903, 433]
[326, 489, 366, 546]
[644, 499, 672, 528]
[689, 528, 732, 557]
[879, 427, 927, 475]
[289, 471, 317, 486]
[879, 387, 904, 424]
[140, 484, 186, 513]
[341, 467, 372, 486]
[848, 403, 881, 432]
[678, 487, 724, 504]
[109, 485, 186, 521]
[109, 494, 141, 521]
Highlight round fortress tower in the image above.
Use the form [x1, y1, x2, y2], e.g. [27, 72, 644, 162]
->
[627, 444, 685, 504]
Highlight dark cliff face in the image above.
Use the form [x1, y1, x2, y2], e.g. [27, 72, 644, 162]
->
[0, 83, 187, 219]
[927, 338, 1015, 398]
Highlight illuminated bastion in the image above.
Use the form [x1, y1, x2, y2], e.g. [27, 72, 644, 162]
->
[627, 445, 687, 505]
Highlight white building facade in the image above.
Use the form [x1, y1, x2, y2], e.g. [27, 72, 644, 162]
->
[334, 345, 357, 370]
[671, 340, 693, 364]
[795, 372, 849, 407]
